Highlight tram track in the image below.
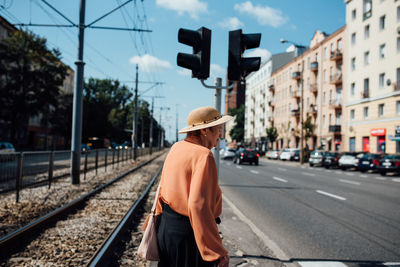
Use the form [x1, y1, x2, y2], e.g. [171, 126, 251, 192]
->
[0, 153, 165, 266]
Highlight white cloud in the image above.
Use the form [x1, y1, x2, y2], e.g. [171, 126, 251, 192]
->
[219, 17, 244, 30]
[210, 64, 225, 77]
[156, 0, 207, 19]
[234, 1, 287, 28]
[245, 48, 271, 63]
[129, 54, 172, 72]
[177, 68, 191, 76]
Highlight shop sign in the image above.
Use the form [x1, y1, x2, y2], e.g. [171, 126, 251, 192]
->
[370, 128, 386, 136]
[395, 126, 400, 135]
[388, 135, 400, 141]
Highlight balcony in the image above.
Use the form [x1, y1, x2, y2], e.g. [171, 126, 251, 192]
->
[310, 83, 318, 94]
[269, 84, 275, 92]
[329, 99, 342, 110]
[260, 102, 265, 109]
[329, 125, 341, 133]
[310, 61, 318, 72]
[309, 105, 317, 116]
[330, 73, 342, 85]
[291, 109, 300, 117]
[291, 71, 301, 80]
[330, 50, 342, 61]
[268, 117, 274, 123]
[361, 90, 370, 99]
[268, 100, 274, 107]
[291, 90, 301, 99]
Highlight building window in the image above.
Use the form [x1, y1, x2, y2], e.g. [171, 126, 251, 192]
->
[378, 104, 385, 117]
[364, 78, 369, 96]
[315, 52, 318, 62]
[363, 107, 369, 119]
[397, 101, 400, 115]
[351, 57, 356, 71]
[379, 44, 386, 59]
[350, 109, 355, 120]
[329, 114, 332, 125]
[324, 69, 327, 82]
[323, 115, 326, 128]
[397, 37, 400, 53]
[379, 15, 386, 30]
[330, 43, 334, 53]
[379, 73, 385, 88]
[351, 32, 356, 45]
[364, 24, 370, 39]
[337, 39, 342, 51]
[352, 9, 356, 20]
[323, 92, 326, 105]
[363, 0, 372, 20]
[364, 51, 370, 65]
[351, 82, 355, 96]
[324, 47, 328, 59]
[398, 6, 400, 22]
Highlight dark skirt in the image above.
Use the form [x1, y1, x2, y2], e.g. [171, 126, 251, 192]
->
[157, 203, 216, 267]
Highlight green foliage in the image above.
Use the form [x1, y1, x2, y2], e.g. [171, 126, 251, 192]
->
[266, 126, 278, 148]
[303, 115, 316, 140]
[228, 105, 244, 142]
[0, 30, 67, 146]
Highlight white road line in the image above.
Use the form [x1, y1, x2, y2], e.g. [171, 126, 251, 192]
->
[376, 177, 387, 180]
[345, 173, 354, 176]
[316, 190, 346, 201]
[340, 179, 360, 185]
[250, 170, 259, 174]
[384, 262, 400, 266]
[298, 262, 347, 267]
[393, 178, 400, 183]
[302, 172, 315, 177]
[359, 174, 368, 178]
[273, 176, 288, 183]
[236, 166, 242, 169]
[277, 167, 287, 171]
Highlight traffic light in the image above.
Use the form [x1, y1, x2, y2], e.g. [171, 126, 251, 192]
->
[177, 27, 211, 80]
[228, 29, 261, 81]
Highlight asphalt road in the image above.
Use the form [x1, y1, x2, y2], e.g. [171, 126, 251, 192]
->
[218, 158, 400, 266]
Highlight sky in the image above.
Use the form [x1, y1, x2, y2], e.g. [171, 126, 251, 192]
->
[0, 0, 346, 143]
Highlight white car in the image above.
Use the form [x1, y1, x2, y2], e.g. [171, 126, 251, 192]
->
[279, 148, 299, 161]
[338, 152, 365, 170]
[219, 148, 236, 160]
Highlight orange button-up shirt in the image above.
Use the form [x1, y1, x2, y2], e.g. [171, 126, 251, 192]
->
[155, 135, 228, 262]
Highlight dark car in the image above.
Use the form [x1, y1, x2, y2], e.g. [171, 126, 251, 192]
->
[358, 153, 384, 173]
[233, 148, 259, 165]
[322, 152, 340, 168]
[377, 154, 400, 176]
[292, 150, 300, 161]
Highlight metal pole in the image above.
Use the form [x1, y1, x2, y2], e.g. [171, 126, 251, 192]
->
[71, 0, 86, 184]
[159, 111, 162, 149]
[149, 97, 154, 155]
[176, 104, 178, 143]
[300, 63, 304, 164]
[213, 77, 222, 177]
[133, 64, 138, 161]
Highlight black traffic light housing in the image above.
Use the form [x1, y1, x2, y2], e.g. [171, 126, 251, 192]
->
[177, 27, 211, 80]
[228, 29, 261, 81]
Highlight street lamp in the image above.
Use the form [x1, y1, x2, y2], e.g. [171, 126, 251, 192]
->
[280, 38, 306, 164]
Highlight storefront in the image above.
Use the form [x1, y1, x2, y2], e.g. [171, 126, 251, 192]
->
[362, 136, 370, 152]
[370, 128, 386, 153]
[388, 126, 400, 153]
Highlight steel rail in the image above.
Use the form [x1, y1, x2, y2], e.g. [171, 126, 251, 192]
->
[87, 166, 162, 266]
[0, 154, 162, 260]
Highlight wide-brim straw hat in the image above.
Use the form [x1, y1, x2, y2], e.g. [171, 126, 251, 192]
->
[178, 106, 233, 134]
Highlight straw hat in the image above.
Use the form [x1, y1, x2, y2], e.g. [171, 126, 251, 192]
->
[178, 106, 233, 134]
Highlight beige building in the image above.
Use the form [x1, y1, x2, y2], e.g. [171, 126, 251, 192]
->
[344, 0, 400, 154]
[270, 27, 346, 152]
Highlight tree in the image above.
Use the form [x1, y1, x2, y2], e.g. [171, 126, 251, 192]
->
[303, 115, 316, 150]
[265, 126, 278, 149]
[228, 105, 244, 142]
[0, 30, 67, 148]
[49, 93, 73, 149]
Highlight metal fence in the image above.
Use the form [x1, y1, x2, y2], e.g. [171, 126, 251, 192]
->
[0, 147, 161, 202]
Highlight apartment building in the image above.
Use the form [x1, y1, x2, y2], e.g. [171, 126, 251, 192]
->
[344, 0, 400, 154]
[244, 51, 297, 150]
[269, 27, 346, 151]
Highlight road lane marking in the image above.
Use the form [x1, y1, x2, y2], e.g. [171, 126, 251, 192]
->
[302, 172, 315, 177]
[340, 179, 360, 185]
[278, 167, 287, 171]
[393, 178, 400, 182]
[222, 195, 291, 262]
[250, 170, 259, 174]
[359, 174, 368, 178]
[324, 170, 332, 173]
[316, 190, 346, 201]
[273, 176, 288, 183]
[236, 166, 242, 169]
[375, 177, 387, 180]
[345, 173, 354, 176]
[299, 262, 347, 267]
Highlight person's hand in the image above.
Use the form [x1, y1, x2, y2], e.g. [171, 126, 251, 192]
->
[217, 255, 229, 267]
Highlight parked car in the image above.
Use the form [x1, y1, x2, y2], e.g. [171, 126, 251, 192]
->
[338, 152, 365, 170]
[279, 148, 299, 161]
[220, 147, 236, 160]
[358, 153, 384, 173]
[377, 154, 400, 176]
[233, 148, 259, 165]
[309, 150, 325, 167]
[0, 142, 16, 161]
[292, 150, 300, 161]
[322, 152, 340, 169]
[267, 150, 279, 160]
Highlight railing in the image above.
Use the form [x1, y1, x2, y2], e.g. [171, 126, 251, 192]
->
[0, 147, 162, 200]
[330, 73, 342, 84]
[310, 83, 318, 93]
[291, 90, 301, 98]
[310, 61, 318, 71]
[329, 99, 342, 109]
[361, 90, 370, 99]
[269, 84, 275, 92]
[330, 50, 342, 61]
[291, 71, 301, 80]
[291, 109, 300, 117]
[329, 125, 341, 133]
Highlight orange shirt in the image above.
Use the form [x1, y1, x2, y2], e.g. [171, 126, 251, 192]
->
[155, 135, 228, 262]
